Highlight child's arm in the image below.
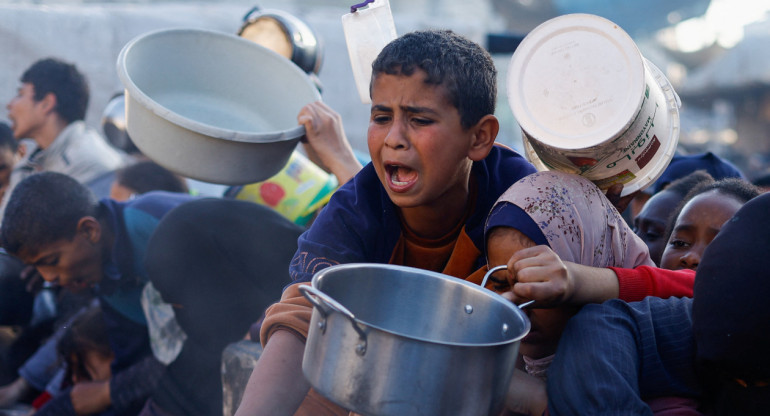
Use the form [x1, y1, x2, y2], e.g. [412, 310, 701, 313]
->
[498, 245, 618, 306]
[609, 265, 694, 301]
[298, 101, 363, 185]
[503, 369, 548, 416]
[499, 246, 694, 306]
[234, 329, 310, 416]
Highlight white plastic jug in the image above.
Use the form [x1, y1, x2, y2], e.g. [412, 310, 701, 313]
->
[342, 0, 397, 104]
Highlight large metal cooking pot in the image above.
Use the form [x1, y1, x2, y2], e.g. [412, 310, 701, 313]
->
[299, 263, 530, 416]
[116, 28, 321, 185]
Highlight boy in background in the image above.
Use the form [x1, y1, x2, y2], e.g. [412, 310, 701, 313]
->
[236, 29, 537, 415]
[1, 171, 306, 416]
[1, 172, 193, 415]
[2, 58, 126, 219]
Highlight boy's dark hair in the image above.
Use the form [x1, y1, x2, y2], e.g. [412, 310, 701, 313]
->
[371, 29, 496, 130]
[664, 177, 761, 245]
[21, 58, 89, 124]
[115, 160, 189, 195]
[0, 122, 18, 153]
[1, 172, 98, 256]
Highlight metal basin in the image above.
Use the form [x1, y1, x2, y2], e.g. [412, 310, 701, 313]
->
[117, 28, 321, 185]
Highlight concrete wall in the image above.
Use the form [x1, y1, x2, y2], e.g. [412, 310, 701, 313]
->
[0, 1, 525, 159]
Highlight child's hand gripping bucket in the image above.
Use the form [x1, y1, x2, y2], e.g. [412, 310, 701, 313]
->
[507, 13, 681, 196]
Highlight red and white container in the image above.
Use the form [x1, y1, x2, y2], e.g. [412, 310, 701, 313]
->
[508, 13, 680, 196]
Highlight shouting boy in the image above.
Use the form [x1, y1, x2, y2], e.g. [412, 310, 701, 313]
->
[236, 29, 537, 415]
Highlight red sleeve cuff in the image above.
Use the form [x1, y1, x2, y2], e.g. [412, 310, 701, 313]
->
[610, 266, 695, 302]
[611, 266, 651, 302]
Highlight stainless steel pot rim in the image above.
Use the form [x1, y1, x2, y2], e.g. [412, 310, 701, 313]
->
[117, 28, 317, 144]
[309, 263, 531, 347]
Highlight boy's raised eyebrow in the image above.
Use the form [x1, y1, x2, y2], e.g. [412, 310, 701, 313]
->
[371, 104, 392, 113]
[370, 104, 439, 115]
[402, 105, 439, 115]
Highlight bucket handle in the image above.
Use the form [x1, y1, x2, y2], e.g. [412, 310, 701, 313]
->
[349, 0, 375, 12]
[481, 265, 535, 309]
[299, 285, 368, 354]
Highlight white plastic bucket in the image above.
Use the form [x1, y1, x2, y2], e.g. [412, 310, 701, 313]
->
[508, 14, 680, 196]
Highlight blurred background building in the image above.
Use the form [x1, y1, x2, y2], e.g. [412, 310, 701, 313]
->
[0, 0, 768, 179]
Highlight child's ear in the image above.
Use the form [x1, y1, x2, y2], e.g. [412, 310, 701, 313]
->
[77, 217, 102, 245]
[468, 114, 499, 161]
[39, 92, 57, 115]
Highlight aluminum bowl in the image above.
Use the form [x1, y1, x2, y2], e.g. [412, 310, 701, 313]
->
[117, 28, 321, 185]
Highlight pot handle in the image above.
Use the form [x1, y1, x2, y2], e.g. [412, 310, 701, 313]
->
[481, 265, 535, 309]
[299, 285, 368, 342]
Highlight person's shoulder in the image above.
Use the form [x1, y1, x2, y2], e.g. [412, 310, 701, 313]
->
[476, 144, 537, 189]
[330, 163, 385, 206]
[61, 122, 125, 165]
[304, 164, 397, 240]
[489, 143, 535, 168]
[125, 191, 198, 218]
[132, 190, 197, 206]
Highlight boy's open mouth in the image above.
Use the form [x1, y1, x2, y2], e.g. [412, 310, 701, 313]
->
[386, 164, 418, 187]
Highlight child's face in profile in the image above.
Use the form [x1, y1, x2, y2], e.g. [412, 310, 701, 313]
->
[633, 189, 680, 265]
[6, 83, 44, 141]
[660, 190, 743, 271]
[70, 350, 114, 384]
[83, 350, 113, 382]
[19, 232, 103, 292]
[486, 227, 576, 359]
[368, 69, 475, 215]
